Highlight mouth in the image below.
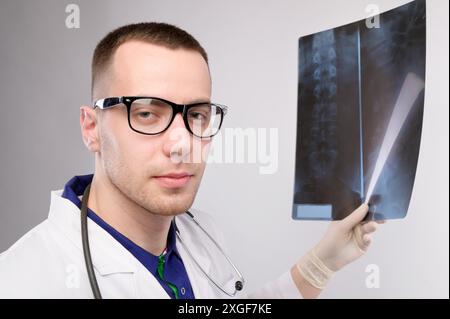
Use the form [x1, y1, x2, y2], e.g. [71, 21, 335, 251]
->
[153, 172, 194, 189]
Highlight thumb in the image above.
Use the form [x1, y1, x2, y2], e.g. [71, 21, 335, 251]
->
[341, 203, 369, 230]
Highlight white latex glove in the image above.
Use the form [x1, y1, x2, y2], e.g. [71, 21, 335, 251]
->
[314, 203, 382, 271]
[295, 204, 384, 291]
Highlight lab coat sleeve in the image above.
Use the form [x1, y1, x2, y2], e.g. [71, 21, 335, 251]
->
[244, 271, 303, 299]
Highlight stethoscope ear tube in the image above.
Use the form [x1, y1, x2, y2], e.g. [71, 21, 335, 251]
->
[81, 183, 103, 299]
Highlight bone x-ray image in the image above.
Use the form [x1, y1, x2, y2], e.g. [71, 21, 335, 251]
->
[292, 0, 426, 221]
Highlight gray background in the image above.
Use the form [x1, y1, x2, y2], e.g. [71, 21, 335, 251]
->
[0, 0, 448, 298]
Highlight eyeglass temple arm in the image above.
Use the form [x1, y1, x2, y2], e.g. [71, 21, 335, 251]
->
[218, 104, 228, 115]
[93, 97, 123, 109]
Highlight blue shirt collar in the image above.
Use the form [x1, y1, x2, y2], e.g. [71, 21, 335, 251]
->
[61, 174, 179, 257]
[61, 174, 194, 299]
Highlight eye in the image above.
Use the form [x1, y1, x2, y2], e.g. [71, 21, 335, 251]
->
[188, 105, 211, 122]
[189, 111, 207, 120]
[131, 108, 160, 124]
[137, 111, 153, 119]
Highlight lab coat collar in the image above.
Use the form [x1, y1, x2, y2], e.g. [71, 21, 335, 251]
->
[47, 189, 137, 275]
[47, 189, 216, 298]
[61, 174, 182, 265]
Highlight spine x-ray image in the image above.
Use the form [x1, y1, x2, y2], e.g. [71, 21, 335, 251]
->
[292, 0, 426, 220]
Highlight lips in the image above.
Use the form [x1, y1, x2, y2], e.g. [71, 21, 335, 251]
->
[153, 172, 193, 188]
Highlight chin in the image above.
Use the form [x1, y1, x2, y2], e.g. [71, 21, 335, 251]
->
[149, 192, 195, 216]
[154, 202, 193, 216]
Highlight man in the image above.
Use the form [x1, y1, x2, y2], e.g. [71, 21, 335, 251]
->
[0, 22, 382, 298]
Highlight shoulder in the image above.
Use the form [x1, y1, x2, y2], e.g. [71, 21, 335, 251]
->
[0, 220, 51, 265]
[188, 207, 218, 227]
[0, 219, 80, 298]
[176, 207, 228, 249]
[177, 207, 219, 233]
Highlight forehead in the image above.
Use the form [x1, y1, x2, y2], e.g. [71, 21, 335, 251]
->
[107, 40, 211, 103]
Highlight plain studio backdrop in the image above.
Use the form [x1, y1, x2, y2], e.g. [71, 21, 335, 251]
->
[0, 0, 448, 298]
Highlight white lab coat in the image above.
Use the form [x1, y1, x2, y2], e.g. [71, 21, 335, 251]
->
[0, 189, 302, 299]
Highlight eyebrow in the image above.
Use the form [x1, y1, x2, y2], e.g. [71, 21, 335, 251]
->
[135, 94, 211, 105]
[187, 99, 211, 104]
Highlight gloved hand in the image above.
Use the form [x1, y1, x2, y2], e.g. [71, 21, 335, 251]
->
[295, 204, 384, 290]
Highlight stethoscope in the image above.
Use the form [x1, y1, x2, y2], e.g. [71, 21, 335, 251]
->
[80, 184, 245, 299]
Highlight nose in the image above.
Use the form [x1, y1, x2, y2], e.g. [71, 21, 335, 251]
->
[162, 113, 192, 163]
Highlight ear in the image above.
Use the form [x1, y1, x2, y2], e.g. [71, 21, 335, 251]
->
[80, 106, 100, 152]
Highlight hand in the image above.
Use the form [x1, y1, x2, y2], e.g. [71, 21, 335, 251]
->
[314, 203, 384, 271]
[292, 204, 384, 296]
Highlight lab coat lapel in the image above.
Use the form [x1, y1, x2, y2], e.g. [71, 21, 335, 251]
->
[134, 263, 170, 299]
[175, 215, 218, 298]
[48, 190, 135, 274]
[48, 190, 170, 298]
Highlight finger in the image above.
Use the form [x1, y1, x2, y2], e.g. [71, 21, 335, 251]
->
[362, 233, 373, 246]
[342, 203, 369, 230]
[352, 225, 366, 253]
[361, 221, 379, 234]
[376, 220, 387, 224]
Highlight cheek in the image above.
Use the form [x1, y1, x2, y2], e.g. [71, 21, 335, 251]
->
[100, 129, 124, 169]
[100, 117, 157, 169]
[198, 139, 211, 162]
[102, 133, 162, 185]
[99, 111, 129, 154]
[132, 138, 161, 164]
[116, 133, 161, 168]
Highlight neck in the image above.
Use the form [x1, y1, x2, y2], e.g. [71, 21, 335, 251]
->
[87, 173, 173, 256]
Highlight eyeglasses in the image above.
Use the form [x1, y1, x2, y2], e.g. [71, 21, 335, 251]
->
[93, 96, 228, 139]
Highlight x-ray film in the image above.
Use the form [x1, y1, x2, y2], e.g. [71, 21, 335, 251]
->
[292, 0, 426, 220]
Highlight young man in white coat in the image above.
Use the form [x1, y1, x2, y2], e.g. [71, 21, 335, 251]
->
[0, 22, 382, 299]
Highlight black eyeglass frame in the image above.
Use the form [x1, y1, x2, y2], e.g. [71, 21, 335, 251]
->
[93, 96, 228, 138]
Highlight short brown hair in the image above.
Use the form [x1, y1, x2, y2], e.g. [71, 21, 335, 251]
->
[91, 22, 208, 98]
